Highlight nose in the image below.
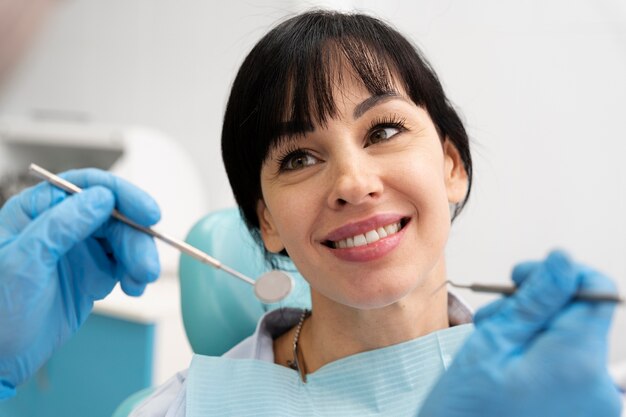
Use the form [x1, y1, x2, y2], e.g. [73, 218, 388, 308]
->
[327, 153, 383, 209]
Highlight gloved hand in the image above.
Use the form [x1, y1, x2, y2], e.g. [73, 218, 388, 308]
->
[419, 250, 623, 417]
[0, 169, 161, 399]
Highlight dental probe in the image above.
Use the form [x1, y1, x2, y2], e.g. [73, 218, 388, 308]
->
[447, 281, 623, 304]
[28, 163, 294, 304]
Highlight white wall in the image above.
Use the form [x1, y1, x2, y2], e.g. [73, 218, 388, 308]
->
[0, 0, 296, 210]
[334, 0, 626, 362]
[1, 0, 624, 363]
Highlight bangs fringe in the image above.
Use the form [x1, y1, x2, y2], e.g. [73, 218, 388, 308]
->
[260, 14, 409, 154]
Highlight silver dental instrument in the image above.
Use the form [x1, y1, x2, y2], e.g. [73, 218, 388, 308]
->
[28, 163, 294, 304]
[447, 281, 624, 304]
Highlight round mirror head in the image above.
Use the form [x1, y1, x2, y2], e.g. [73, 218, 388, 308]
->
[254, 270, 294, 303]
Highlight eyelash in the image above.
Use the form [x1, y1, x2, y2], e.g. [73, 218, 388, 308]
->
[276, 144, 311, 172]
[368, 114, 407, 132]
[366, 114, 407, 144]
[275, 114, 408, 172]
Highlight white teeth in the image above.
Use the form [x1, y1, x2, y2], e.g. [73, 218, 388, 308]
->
[384, 223, 398, 235]
[353, 234, 367, 247]
[365, 230, 380, 244]
[332, 221, 403, 249]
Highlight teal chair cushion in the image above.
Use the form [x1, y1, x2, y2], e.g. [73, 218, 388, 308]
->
[114, 208, 310, 417]
[179, 207, 311, 356]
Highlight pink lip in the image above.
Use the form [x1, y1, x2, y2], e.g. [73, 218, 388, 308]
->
[320, 213, 410, 263]
[322, 213, 407, 242]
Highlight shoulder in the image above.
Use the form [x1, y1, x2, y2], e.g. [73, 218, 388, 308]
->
[224, 307, 303, 361]
[127, 307, 304, 417]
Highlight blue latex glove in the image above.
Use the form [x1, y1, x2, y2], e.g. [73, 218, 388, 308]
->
[418, 250, 623, 417]
[0, 169, 160, 399]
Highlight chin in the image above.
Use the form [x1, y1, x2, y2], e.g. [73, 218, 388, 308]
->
[308, 258, 444, 311]
[336, 282, 418, 310]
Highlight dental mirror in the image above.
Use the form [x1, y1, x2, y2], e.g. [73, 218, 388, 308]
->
[28, 163, 294, 304]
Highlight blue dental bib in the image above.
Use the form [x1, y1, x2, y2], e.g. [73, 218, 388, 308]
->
[186, 323, 473, 416]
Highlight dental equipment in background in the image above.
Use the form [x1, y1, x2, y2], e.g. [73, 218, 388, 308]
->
[447, 281, 623, 304]
[28, 163, 294, 304]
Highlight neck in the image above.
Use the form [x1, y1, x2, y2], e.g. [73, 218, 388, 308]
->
[299, 260, 449, 374]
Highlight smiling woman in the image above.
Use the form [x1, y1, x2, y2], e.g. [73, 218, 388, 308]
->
[221, 12, 472, 236]
[128, 9, 623, 417]
[221, 9, 472, 377]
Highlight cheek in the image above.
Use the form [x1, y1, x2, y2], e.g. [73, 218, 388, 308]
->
[389, 151, 452, 242]
[389, 149, 450, 208]
[264, 184, 322, 249]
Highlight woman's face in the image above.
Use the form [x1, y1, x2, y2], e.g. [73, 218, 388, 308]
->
[257, 72, 468, 310]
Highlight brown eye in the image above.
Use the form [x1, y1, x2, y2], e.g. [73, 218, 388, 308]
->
[281, 151, 318, 171]
[368, 126, 401, 145]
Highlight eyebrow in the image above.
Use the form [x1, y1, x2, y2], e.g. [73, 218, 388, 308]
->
[275, 91, 405, 139]
[353, 91, 405, 119]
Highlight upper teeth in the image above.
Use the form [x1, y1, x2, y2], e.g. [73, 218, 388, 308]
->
[333, 221, 402, 249]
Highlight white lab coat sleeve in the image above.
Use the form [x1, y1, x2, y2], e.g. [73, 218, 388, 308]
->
[126, 333, 263, 417]
[128, 370, 188, 417]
